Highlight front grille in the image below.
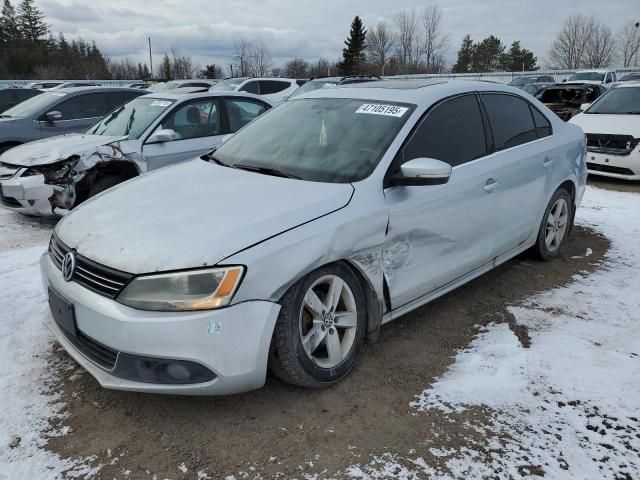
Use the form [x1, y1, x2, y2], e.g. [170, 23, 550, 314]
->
[49, 234, 133, 299]
[587, 162, 636, 176]
[586, 134, 639, 156]
[66, 329, 119, 369]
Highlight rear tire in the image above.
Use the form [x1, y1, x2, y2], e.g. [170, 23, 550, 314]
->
[532, 188, 573, 261]
[269, 263, 367, 388]
[88, 174, 125, 199]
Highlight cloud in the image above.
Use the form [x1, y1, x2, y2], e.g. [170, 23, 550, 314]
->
[38, 0, 638, 69]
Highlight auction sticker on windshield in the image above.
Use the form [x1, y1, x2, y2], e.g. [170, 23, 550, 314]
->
[356, 104, 408, 117]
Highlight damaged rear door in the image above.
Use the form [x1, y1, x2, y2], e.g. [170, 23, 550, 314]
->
[382, 93, 498, 309]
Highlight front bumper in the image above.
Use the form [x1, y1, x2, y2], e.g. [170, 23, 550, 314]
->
[41, 252, 281, 395]
[586, 150, 640, 181]
[0, 171, 55, 216]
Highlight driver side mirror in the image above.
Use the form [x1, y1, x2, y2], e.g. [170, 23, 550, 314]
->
[44, 110, 62, 123]
[147, 128, 177, 144]
[579, 103, 591, 112]
[391, 158, 452, 186]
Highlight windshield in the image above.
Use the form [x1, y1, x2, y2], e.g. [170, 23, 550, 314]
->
[87, 97, 175, 138]
[146, 82, 182, 93]
[212, 98, 415, 183]
[1, 91, 66, 117]
[210, 79, 245, 91]
[509, 77, 536, 86]
[586, 87, 640, 114]
[289, 79, 339, 98]
[568, 72, 605, 81]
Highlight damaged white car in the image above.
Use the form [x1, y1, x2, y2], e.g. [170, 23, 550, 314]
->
[0, 91, 272, 216]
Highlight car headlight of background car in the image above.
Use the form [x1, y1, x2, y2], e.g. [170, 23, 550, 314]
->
[117, 266, 245, 311]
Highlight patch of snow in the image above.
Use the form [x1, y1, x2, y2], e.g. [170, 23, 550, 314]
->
[178, 462, 188, 473]
[409, 186, 640, 479]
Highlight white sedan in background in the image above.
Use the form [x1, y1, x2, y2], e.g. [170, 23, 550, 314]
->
[211, 78, 301, 103]
[570, 83, 640, 180]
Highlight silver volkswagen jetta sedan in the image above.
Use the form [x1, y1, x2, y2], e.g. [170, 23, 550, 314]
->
[40, 79, 587, 395]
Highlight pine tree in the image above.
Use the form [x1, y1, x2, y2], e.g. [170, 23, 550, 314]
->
[17, 0, 48, 42]
[499, 41, 537, 71]
[1, 0, 21, 43]
[159, 52, 172, 80]
[452, 34, 473, 73]
[472, 35, 505, 72]
[338, 16, 367, 76]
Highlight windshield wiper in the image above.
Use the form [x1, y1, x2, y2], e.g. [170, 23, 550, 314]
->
[124, 108, 136, 135]
[203, 152, 226, 166]
[233, 163, 302, 180]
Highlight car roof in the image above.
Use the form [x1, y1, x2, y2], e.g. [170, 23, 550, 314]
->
[296, 79, 529, 106]
[572, 69, 611, 73]
[139, 90, 275, 105]
[611, 81, 640, 88]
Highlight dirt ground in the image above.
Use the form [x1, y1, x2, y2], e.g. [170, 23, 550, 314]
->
[45, 223, 612, 479]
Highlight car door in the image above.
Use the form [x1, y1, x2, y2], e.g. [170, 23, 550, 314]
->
[383, 93, 500, 309]
[479, 93, 550, 255]
[38, 92, 112, 138]
[142, 97, 223, 171]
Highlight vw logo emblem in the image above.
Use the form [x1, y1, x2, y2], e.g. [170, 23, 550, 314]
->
[62, 252, 76, 282]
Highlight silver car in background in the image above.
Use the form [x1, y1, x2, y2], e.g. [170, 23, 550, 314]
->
[0, 87, 143, 153]
[0, 91, 272, 215]
[41, 80, 586, 395]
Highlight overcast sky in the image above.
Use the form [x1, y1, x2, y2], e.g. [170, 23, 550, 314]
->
[39, 0, 638, 71]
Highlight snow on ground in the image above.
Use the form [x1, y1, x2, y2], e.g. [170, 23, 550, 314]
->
[349, 186, 640, 479]
[0, 245, 99, 479]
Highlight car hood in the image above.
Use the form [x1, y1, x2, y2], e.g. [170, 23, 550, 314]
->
[0, 133, 126, 166]
[56, 159, 354, 274]
[569, 113, 640, 136]
[564, 80, 602, 86]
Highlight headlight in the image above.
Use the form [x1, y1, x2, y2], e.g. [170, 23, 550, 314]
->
[117, 266, 244, 311]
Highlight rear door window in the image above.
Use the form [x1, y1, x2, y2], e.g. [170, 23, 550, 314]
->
[481, 93, 537, 150]
[402, 94, 487, 167]
[239, 81, 260, 95]
[530, 106, 552, 138]
[259, 80, 290, 94]
[225, 98, 269, 132]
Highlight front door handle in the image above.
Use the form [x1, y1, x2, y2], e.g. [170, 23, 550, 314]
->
[543, 157, 554, 168]
[483, 178, 500, 193]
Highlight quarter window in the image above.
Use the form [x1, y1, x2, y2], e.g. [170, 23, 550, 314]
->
[530, 106, 552, 138]
[225, 98, 269, 132]
[402, 94, 487, 167]
[481, 94, 537, 150]
[157, 99, 221, 140]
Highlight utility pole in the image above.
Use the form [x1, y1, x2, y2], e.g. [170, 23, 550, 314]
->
[148, 37, 153, 77]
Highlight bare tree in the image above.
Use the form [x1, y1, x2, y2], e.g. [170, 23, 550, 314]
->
[367, 22, 395, 75]
[170, 48, 195, 78]
[584, 22, 616, 68]
[309, 57, 332, 77]
[247, 41, 272, 77]
[620, 21, 640, 67]
[393, 9, 418, 74]
[549, 15, 595, 69]
[421, 4, 449, 73]
[284, 58, 309, 78]
[234, 39, 251, 77]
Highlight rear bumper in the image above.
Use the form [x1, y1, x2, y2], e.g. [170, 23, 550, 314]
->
[586, 150, 640, 181]
[0, 172, 55, 216]
[41, 252, 281, 395]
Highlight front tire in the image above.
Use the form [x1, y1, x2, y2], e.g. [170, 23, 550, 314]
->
[88, 174, 125, 199]
[269, 263, 367, 388]
[533, 188, 573, 261]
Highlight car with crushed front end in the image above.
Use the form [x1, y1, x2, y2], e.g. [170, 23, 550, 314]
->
[0, 91, 272, 215]
[41, 79, 587, 395]
[538, 83, 606, 121]
[569, 82, 640, 180]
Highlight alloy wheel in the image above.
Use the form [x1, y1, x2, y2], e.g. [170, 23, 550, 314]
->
[545, 198, 569, 252]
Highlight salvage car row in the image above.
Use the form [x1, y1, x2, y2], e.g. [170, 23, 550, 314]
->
[0, 75, 637, 396]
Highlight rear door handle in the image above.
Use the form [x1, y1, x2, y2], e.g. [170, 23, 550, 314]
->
[483, 178, 500, 193]
[543, 157, 554, 168]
